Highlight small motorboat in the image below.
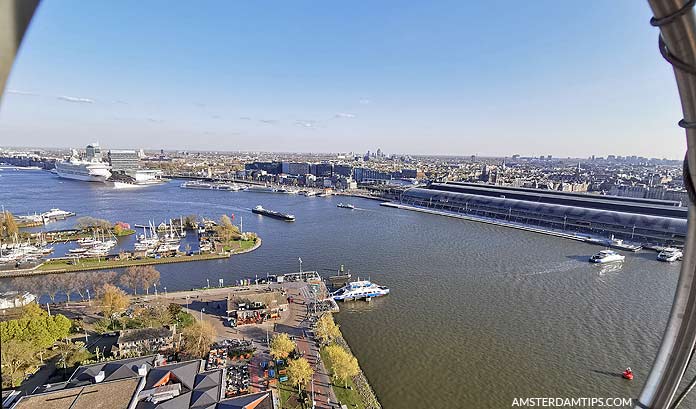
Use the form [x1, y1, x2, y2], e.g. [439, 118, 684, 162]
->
[622, 367, 633, 380]
[657, 247, 683, 262]
[589, 250, 625, 263]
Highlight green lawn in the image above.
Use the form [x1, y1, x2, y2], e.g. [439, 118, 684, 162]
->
[278, 382, 305, 409]
[320, 346, 365, 409]
[222, 238, 257, 253]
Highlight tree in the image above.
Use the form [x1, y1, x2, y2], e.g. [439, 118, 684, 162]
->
[286, 357, 313, 393]
[71, 273, 90, 301]
[42, 275, 61, 303]
[0, 304, 71, 349]
[131, 266, 160, 295]
[135, 303, 172, 328]
[270, 333, 296, 360]
[99, 284, 129, 320]
[315, 313, 341, 346]
[326, 345, 359, 387]
[1, 340, 35, 387]
[181, 320, 215, 358]
[216, 214, 240, 243]
[54, 275, 75, 304]
[74, 216, 112, 232]
[87, 271, 118, 298]
[1, 211, 18, 239]
[120, 267, 141, 295]
[183, 215, 199, 230]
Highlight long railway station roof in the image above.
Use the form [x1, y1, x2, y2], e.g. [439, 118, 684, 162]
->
[403, 187, 687, 235]
[428, 183, 688, 219]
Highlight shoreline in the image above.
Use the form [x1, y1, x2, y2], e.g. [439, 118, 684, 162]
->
[0, 237, 263, 278]
[333, 320, 382, 409]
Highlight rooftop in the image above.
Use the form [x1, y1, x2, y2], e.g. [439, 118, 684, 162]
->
[12, 377, 142, 409]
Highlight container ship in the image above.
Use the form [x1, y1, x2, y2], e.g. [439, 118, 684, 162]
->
[252, 205, 295, 221]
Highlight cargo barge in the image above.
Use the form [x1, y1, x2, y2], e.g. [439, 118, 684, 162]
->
[252, 205, 295, 222]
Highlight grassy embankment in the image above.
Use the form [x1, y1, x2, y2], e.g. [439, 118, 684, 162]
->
[320, 346, 366, 409]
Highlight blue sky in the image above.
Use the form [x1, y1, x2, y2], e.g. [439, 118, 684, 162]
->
[0, 1, 687, 159]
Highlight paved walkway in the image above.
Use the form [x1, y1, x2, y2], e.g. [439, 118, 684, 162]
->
[284, 283, 338, 409]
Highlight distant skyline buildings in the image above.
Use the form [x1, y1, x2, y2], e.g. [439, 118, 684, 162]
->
[0, 1, 688, 159]
[0, 144, 683, 163]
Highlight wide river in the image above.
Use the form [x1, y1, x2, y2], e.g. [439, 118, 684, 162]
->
[0, 169, 688, 408]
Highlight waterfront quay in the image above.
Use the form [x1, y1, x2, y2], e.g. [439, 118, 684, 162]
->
[51, 275, 380, 409]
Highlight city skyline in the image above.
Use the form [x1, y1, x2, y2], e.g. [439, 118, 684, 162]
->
[1, 144, 682, 162]
[0, 1, 688, 159]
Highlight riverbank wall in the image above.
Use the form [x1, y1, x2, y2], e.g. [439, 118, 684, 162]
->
[333, 328, 382, 409]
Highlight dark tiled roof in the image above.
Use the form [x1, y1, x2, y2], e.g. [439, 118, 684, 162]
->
[12, 377, 142, 409]
[68, 355, 156, 385]
[216, 392, 273, 409]
[137, 391, 193, 409]
[191, 370, 223, 408]
[144, 360, 202, 390]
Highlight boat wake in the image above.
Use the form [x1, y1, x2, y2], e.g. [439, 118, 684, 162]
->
[519, 261, 580, 277]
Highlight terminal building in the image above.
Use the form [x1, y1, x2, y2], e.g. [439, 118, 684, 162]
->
[397, 182, 687, 245]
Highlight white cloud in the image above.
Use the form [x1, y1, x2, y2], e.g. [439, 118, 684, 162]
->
[239, 116, 252, 120]
[147, 117, 164, 123]
[295, 120, 315, 128]
[335, 112, 356, 118]
[259, 119, 278, 124]
[57, 95, 94, 104]
[7, 89, 39, 96]
[359, 99, 370, 105]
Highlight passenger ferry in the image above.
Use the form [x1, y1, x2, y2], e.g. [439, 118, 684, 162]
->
[337, 203, 355, 209]
[331, 280, 390, 301]
[657, 247, 683, 262]
[589, 250, 625, 263]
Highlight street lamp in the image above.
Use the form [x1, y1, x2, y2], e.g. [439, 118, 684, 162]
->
[86, 288, 91, 306]
[206, 278, 210, 289]
[186, 295, 190, 313]
[200, 308, 205, 321]
[164, 287, 167, 297]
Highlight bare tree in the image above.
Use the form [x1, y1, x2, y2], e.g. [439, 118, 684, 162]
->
[135, 266, 160, 295]
[120, 267, 140, 295]
[42, 275, 61, 303]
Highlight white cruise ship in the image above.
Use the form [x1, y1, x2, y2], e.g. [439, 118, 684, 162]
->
[55, 144, 111, 183]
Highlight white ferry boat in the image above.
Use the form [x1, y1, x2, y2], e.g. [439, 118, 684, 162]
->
[589, 250, 625, 263]
[331, 280, 390, 301]
[247, 185, 278, 193]
[657, 247, 683, 262]
[180, 181, 214, 189]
